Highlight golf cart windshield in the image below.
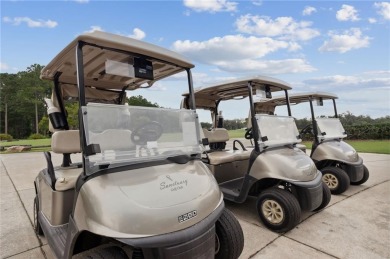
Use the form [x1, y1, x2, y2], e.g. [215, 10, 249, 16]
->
[256, 114, 301, 148]
[82, 103, 202, 168]
[316, 118, 347, 141]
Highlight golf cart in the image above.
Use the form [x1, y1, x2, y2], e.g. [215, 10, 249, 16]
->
[254, 92, 369, 194]
[182, 76, 331, 232]
[34, 31, 244, 259]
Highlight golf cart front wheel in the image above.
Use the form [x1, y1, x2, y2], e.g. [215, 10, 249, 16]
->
[351, 165, 369, 185]
[313, 182, 331, 212]
[321, 167, 350, 194]
[256, 188, 301, 233]
[215, 209, 244, 259]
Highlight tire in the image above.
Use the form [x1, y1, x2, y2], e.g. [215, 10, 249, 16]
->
[351, 165, 370, 185]
[321, 167, 350, 194]
[34, 196, 44, 236]
[74, 246, 129, 259]
[215, 209, 244, 259]
[313, 182, 331, 212]
[256, 188, 301, 233]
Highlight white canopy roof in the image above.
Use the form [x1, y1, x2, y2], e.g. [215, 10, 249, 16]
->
[41, 31, 194, 91]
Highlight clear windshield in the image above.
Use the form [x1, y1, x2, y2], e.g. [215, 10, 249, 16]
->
[316, 118, 347, 140]
[256, 114, 301, 147]
[82, 103, 202, 168]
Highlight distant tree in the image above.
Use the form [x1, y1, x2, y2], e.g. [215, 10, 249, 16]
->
[127, 95, 159, 107]
[201, 122, 212, 129]
[1, 64, 52, 138]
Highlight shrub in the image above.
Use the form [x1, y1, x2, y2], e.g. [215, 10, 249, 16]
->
[28, 133, 46, 140]
[0, 134, 13, 141]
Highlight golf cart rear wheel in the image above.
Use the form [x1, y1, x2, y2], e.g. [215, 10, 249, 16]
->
[321, 167, 350, 194]
[351, 165, 369, 185]
[34, 196, 43, 236]
[215, 209, 244, 259]
[256, 188, 301, 233]
[313, 182, 331, 212]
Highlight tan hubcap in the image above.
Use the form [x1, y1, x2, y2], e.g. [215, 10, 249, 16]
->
[323, 173, 339, 189]
[262, 200, 284, 224]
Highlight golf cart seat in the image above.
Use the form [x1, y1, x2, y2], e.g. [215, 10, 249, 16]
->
[203, 128, 251, 165]
[45, 130, 83, 191]
[89, 129, 135, 151]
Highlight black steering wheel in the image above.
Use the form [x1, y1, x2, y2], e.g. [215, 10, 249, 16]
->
[131, 121, 163, 145]
[245, 128, 253, 140]
[300, 124, 313, 136]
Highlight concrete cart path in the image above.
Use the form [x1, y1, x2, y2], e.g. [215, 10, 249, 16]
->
[1, 152, 389, 259]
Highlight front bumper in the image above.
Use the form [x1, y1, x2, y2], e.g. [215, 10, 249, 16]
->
[117, 202, 224, 259]
[291, 173, 323, 211]
[342, 162, 364, 182]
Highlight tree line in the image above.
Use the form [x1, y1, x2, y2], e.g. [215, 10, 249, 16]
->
[0, 64, 159, 139]
[1, 64, 389, 140]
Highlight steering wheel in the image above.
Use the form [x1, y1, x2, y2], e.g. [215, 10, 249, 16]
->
[131, 121, 163, 145]
[245, 128, 253, 140]
[300, 124, 313, 136]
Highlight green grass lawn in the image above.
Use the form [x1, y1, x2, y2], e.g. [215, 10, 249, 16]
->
[297, 140, 389, 155]
[228, 129, 390, 154]
[1, 138, 51, 153]
[1, 135, 389, 154]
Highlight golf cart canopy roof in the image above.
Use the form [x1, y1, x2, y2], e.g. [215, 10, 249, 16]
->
[183, 76, 291, 110]
[258, 92, 338, 107]
[41, 31, 194, 101]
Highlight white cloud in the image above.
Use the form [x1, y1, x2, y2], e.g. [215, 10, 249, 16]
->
[319, 28, 371, 53]
[0, 62, 9, 71]
[336, 4, 360, 21]
[374, 2, 390, 20]
[183, 0, 237, 13]
[84, 26, 104, 33]
[173, 35, 292, 62]
[128, 28, 146, 40]
[303, 75, 390, 88]
[252, 0, 262, 6]
[368, 18, 377, 23]
[235, 15, 320, 41]
[214, 59, 316, 74]
[83, 26, 145, 40]
[302, 6, 317, 16]
[2, 16, 57, 28]
[73, 0, 89, 3]
[172, 35, 315, 74]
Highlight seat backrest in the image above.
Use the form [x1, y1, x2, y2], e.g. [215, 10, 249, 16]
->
[89, 129, 135, 151]
[51, 130, 81, 154]
[203, 128, 229, 150]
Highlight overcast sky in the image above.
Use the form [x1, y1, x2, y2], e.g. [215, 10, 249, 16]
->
[1, 0, 389, 121]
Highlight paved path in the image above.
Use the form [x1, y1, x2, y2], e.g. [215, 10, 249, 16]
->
[1, 151, 389, 259]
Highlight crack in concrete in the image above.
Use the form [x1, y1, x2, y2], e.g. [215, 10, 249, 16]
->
[237, 179, 390, 258]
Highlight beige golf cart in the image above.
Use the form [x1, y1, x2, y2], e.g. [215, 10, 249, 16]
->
[254, 92, 369, 194]
[182, 76, 331, 232]
[33, 31, 243, 259]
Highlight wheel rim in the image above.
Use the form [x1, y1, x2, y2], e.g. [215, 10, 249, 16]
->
[215, 233, 220, 254]
[262, 199, 284, 224]
[323, 173, 338, 189]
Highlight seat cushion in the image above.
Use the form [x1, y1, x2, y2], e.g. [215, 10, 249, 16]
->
[203, 128, 229, 143]
[207, 150, 251, 165]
